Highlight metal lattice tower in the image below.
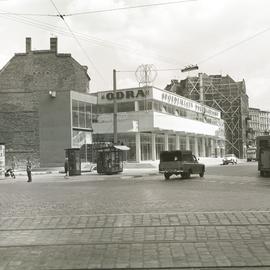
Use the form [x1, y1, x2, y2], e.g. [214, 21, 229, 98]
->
[169, 73, 249, 158]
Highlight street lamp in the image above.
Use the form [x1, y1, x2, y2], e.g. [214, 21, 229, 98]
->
[113, 69, 117, 144]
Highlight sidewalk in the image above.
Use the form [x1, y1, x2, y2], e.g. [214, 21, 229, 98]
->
[1, 157, 246, 179]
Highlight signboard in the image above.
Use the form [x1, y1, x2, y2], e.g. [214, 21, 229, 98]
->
[153, 89, 221, 119]
[0, 144, 5, 180]
[97, 87, 221, 119]
[98, 88, 150, 104]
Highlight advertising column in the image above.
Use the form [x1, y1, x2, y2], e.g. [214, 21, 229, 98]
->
[0, 143, 5, 180]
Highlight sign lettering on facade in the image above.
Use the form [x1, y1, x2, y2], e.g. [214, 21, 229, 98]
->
[159, 91, 220, 119]
[104, 89, 148, 101]
[98, 87, 221, 119]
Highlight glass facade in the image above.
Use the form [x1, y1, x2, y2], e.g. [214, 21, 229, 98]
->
[140, 133, 152, 161]
[72, 130, 92, 153]
[72, 100, 94, 158]
[72, 100, 93, 129]
[168, 135, 176, 151]
[156, 134, 165, 160]
[93, 88, 224, 162]
[179, 136, 186, 150]
[118, 134, 136, 162]
[97, 100, 221, 125]
[189, 137, 195, 154]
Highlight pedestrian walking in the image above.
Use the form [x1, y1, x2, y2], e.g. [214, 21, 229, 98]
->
[10, 156, 16, 179]
[26, 157, 32, 182]
[64, 157, 69, 178]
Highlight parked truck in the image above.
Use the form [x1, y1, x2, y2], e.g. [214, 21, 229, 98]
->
[159, 150, 205, 180]
[256, 135, 270, 176]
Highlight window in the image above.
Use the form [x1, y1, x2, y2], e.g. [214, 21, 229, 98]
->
[141, 133, 152, 161]
[79, 101, 86, 128]
[117, 102, 135, 112]
[72, 100, 79, 127]
[72, 99, 93, 129]
[156, 135, 165, 160]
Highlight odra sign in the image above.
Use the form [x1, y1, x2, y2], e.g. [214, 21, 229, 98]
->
[102, 89, 149, 101]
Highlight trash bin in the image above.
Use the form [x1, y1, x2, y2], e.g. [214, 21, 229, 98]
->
[65, 148, 81, 176]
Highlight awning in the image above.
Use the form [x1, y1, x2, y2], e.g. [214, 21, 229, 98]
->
[113, 145, 130, 151]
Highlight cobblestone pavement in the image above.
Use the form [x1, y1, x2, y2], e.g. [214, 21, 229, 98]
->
[1, 163, 270, 269]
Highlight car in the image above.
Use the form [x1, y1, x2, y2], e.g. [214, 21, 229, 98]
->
[222, 154, 238, 165]
[159, 150, 205, 180]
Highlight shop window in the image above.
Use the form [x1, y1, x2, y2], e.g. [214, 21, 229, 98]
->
[117, 102, 135, 112]
[156, 134, 165, 160]
[72, 100, 79, 127]
[153, 102, 161, 112]
[161, 105, 167, 113]
[140, 133, 152, 161]
[86, 104, 92, 129]
[98, 104, 114, 113]
[78, 102, 86, 128]
[168, 136, 176, 151]
[179, 137, 186, 150]
[118, 133, 136, 162]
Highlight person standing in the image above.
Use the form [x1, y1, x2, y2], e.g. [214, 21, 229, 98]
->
[64, 157, 69, 178]
[26, 157, 32, 182]
[10, 156, 16, 179]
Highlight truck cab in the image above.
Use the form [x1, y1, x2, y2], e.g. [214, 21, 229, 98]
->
[159, 150, 205, 180]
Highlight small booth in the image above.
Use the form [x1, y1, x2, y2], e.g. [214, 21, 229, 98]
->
[65, 148, 81, 176]
[96, 144, 130, 175]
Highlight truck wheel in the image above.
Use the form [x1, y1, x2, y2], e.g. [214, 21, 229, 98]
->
[199, 171, 205, 177]
[164, 173, 171, 180]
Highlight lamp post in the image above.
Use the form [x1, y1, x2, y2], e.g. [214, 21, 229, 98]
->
[113, 69, 117, 144]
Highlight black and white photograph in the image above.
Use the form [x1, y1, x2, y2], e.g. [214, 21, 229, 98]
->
[0, 0, 270, 269]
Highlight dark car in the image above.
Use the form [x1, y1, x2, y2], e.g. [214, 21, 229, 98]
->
[159, 150, 205, 180]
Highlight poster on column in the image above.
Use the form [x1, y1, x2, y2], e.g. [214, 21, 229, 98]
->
[0, 144, 5, 180]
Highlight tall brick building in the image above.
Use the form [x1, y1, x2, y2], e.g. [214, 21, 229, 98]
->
[0, 37, 97, 168]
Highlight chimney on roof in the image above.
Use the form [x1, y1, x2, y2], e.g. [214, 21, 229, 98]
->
[26, 37, 31, 53]
[50, 37, 57, 53]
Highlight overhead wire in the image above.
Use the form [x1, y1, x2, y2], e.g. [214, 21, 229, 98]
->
[198, 27, 270, 65]
[65, 0, 198, 16]
[0, 0, 198, 17]
[49, 0, 108, 88]
[0, 9, 186, 67]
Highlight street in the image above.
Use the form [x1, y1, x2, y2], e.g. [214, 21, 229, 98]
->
[1, 162, 270, 269]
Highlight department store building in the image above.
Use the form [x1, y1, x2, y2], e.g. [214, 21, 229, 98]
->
[93, 86, 225, 162]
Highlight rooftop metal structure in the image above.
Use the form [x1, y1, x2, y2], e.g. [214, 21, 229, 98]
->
[165, 73, 249, 158]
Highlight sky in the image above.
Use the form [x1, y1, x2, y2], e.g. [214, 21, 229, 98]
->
[0, 0, 270, 110]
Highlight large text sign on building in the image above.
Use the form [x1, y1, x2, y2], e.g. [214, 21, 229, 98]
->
[153, 88, 221, 119]
[98, 87, 221, 119]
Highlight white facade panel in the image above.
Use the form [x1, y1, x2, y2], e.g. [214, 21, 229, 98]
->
[153, 112, 224, 138]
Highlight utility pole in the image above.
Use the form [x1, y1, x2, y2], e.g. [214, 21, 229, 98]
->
[113, 69, 117, 144]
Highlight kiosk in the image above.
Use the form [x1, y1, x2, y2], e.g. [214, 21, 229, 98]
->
[65, 148, 81, 176]
[96, 145, 129, 175]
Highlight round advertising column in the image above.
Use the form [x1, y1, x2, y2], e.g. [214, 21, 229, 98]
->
[0, 143, 5, 180]
[65, 148, 81, 176]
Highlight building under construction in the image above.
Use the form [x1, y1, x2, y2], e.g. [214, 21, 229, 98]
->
[165, 74, 249, 158]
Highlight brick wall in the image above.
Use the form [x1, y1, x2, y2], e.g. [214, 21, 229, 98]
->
[0, 38, 90, 168]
